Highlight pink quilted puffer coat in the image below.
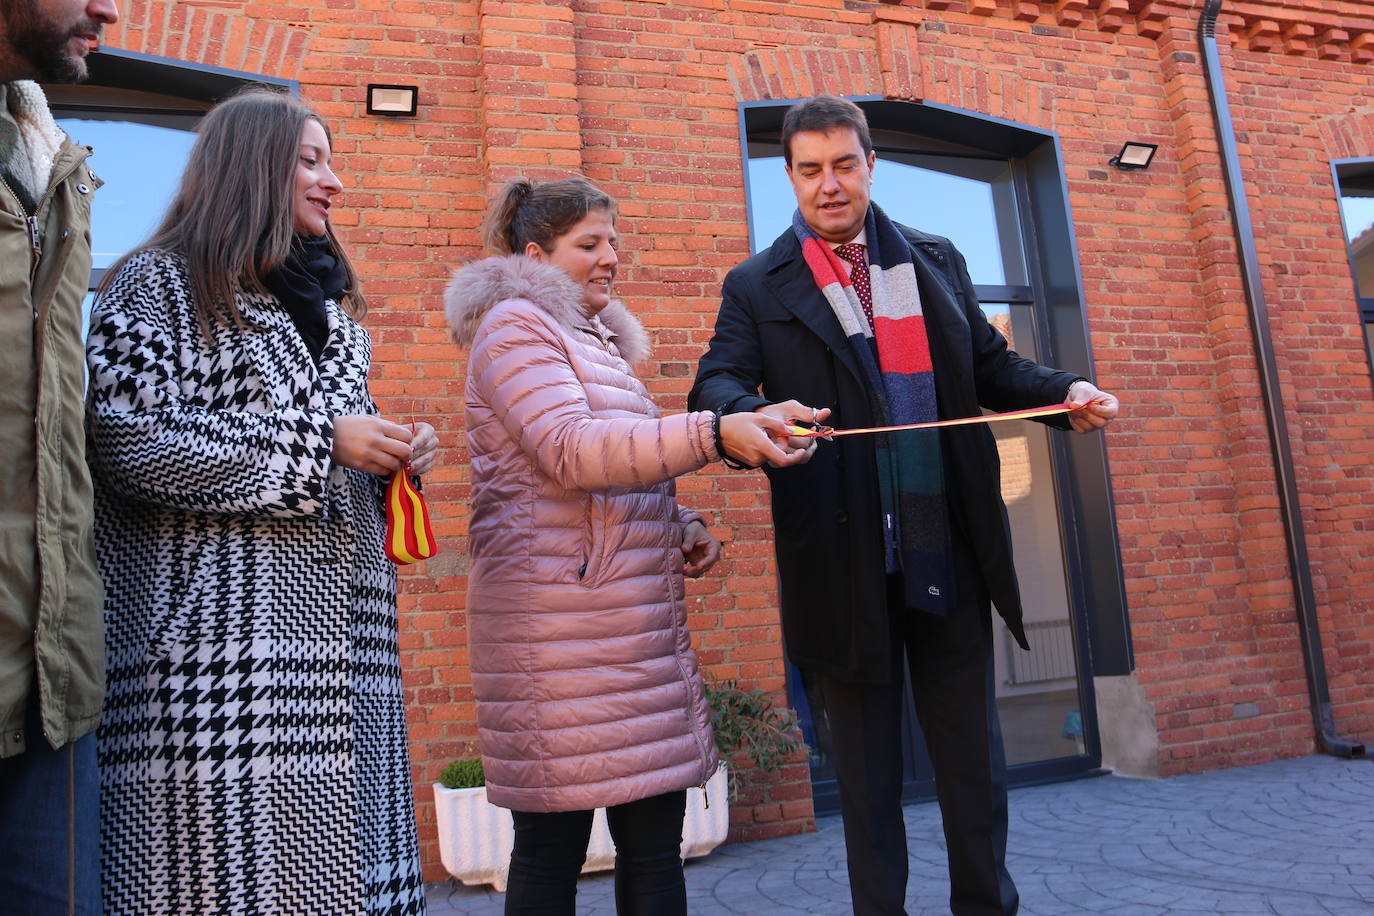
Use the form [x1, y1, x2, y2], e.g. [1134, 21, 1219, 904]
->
[446, 255, 722, 812]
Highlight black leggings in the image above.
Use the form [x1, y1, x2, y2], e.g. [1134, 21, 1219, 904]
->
[504, 790, 687, 916]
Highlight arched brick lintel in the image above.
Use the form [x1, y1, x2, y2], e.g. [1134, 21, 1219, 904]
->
[729, 43, 1056, 136]
[102, 1, 309, 83]
[1317, 109, 1374, 162]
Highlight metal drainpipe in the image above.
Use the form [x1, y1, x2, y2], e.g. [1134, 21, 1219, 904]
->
[1198, 0, 1364, 758]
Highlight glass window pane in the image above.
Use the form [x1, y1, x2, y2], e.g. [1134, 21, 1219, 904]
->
[979, 302, 1017, 356]
[1343, 208, 1374, 297]
[1337, 168, 1374, 298]
[745, 155, 800, 252]
[55, 115, 197, 269]
[871, 154, 1026, 286]
[988, 303, 1082, 766]
[744, 152, 1027, 286]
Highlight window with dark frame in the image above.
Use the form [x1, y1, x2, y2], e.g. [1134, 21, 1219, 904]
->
[43, 49, 293, 294]
[1333, 160, 1374, 374]
[46, 87, 205, 290]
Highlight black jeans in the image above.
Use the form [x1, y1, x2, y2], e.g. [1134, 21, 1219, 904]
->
[505, 790, 687, 916]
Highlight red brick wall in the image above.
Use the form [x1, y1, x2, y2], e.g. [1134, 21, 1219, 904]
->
[101, 0, 1374, 881]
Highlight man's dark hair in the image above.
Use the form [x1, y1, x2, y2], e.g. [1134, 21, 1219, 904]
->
[780, 95, 874, 165]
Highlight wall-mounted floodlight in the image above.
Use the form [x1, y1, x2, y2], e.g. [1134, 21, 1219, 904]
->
[366, 84, 418, 117]
[1109, 141, 1158, 170]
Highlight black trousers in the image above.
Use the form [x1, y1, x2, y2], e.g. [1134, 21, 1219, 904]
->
[504, 790, 687, 916]
[816, 577, 1018, 916]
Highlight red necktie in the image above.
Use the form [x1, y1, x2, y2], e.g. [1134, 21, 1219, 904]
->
[833, 243, 873, 331]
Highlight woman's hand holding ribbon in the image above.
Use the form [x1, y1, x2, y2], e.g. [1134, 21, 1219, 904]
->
[405, 422, 439, 476]
[718, 406, 824, 468]
[333, 416, 439, 476]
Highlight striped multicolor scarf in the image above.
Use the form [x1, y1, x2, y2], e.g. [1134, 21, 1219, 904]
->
[793, 204, 954, 615]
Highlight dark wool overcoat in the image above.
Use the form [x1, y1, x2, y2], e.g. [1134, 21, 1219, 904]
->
[87, 249, 424, 915]
[690, 224, 1082, 684]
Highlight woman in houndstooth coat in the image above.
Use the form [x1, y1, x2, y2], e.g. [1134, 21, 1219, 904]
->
[86, 91, 435, 915]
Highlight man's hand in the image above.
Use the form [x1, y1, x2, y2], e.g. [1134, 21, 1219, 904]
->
[1065, 380, 1119, 433]
[755, 400, 833, 460]
[332, 415, 416, 475]
[681, 519, 722, 578]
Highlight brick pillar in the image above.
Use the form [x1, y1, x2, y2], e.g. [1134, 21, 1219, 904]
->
[1149, 16, 1310, 770]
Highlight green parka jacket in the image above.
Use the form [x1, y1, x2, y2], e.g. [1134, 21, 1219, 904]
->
[0, 82, 104, 757]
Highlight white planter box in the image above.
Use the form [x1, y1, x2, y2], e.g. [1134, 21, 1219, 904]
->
[434, 764, 730, 893]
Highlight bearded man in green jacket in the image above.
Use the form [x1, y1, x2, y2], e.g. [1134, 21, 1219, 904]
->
[0, 1, 120, 912]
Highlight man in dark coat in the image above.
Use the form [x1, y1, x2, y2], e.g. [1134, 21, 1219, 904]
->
[690, 95, 1119, 916]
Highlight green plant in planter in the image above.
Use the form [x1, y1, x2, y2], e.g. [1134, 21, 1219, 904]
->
[705, 679, 803, 801]
[439, 757, 485, 790]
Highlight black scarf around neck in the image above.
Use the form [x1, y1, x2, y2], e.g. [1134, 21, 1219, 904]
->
[261, 235, 346, 364]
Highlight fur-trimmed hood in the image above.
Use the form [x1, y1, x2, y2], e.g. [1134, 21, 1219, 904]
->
[445, 255, 651, 365]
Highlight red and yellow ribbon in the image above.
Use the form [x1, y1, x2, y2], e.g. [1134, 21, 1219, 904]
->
[785, 401, 1096, 439]
[385, 470, 438, 565]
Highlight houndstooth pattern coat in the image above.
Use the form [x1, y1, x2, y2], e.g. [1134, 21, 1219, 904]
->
[87, 249, 424, 915]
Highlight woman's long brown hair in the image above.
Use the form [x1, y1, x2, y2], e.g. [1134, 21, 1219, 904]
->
[99, 87, 366, 326]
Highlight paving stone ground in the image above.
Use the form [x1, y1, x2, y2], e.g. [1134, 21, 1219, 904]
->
[425, 755, 1374, 914]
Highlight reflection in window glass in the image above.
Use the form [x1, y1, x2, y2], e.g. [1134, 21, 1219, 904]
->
[56, 117, 197, 269]
[980, 303, 1013, 351]
[1336, 164, 1374, 300]
[986, 302, 1080, 766]
[1339, 194, 1374, 299]
[744, 153, 1026, 286]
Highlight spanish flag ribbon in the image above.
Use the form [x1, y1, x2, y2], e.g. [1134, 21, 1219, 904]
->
[385, 470, 438, 565]
[785, 400, 1097, 439]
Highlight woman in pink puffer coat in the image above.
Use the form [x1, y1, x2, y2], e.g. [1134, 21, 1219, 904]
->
[445, 177, 818, 915]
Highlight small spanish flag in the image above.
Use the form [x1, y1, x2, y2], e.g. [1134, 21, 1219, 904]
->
[385, 471, 438, 565]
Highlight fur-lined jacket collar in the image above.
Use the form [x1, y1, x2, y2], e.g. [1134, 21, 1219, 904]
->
[1, 81, 65, 208]
[445, 255, 651, 365]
